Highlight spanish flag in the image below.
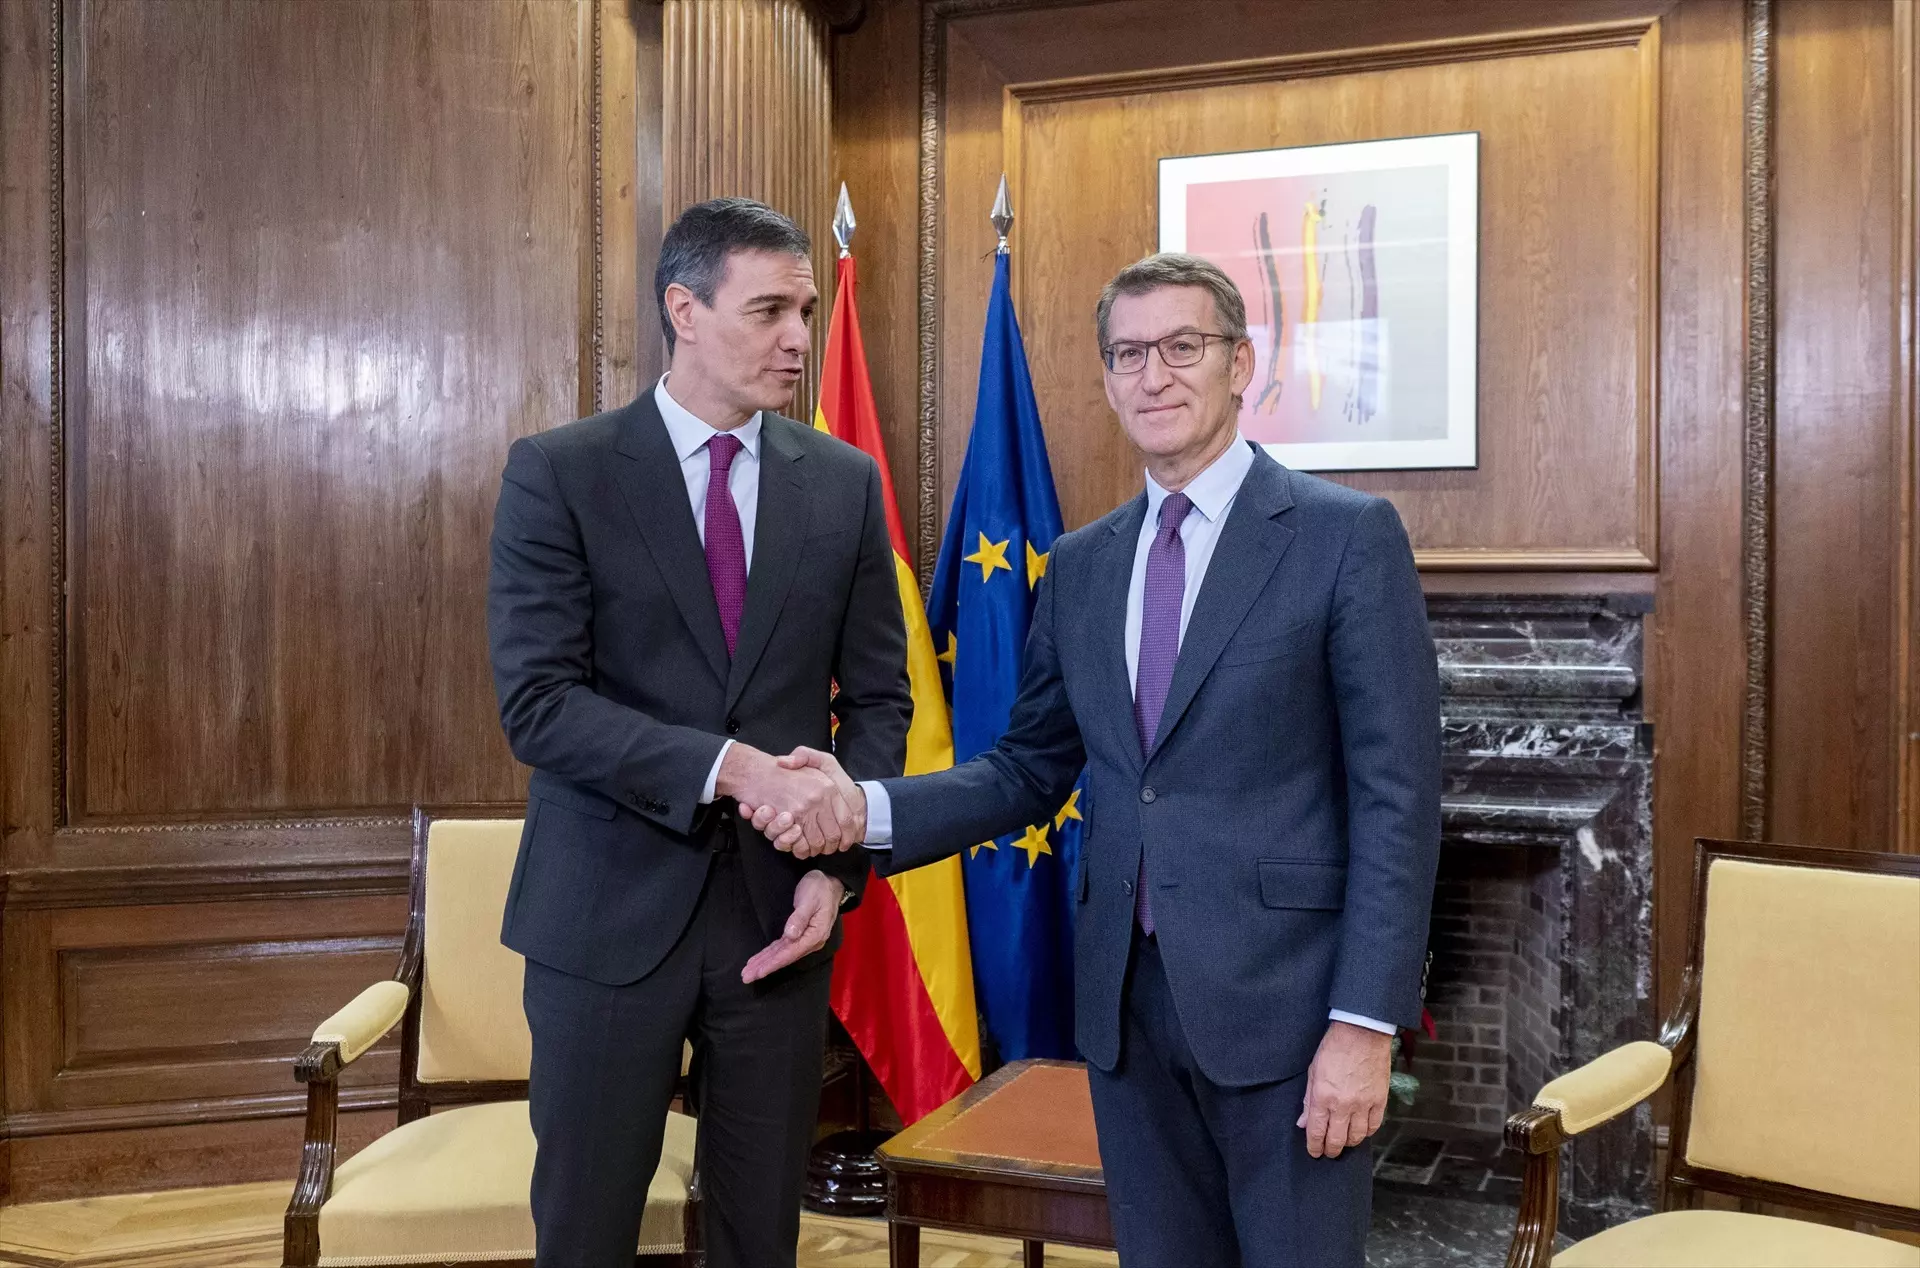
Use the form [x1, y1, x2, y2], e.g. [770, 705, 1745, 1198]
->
[814, 251, 982, 1122]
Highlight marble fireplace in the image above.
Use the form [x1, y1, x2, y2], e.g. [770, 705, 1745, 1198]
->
[1383, 595, 1655, 1238]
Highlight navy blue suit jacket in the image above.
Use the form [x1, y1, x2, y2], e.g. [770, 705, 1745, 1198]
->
[875, 446, 1441, 1087]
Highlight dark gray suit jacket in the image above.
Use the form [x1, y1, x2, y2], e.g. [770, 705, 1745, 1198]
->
[875, 446, 1440, 1087]
[488, 392, 912, 986]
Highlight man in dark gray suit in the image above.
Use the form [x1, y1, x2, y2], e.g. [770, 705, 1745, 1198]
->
[487, 198, 911, 1268]
[747, 254, 1441, 1266]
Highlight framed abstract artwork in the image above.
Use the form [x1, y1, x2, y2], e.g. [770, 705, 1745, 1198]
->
[1160, 132, 1479, 471]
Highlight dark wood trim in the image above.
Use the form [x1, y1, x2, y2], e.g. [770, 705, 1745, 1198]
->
[1738, 0, 1775, 841]
[48, 0, 70, 831]
[4, 854, 410, 909]
[584, 0, 606, 417]
[0, 1085, 396, 1140]
[1005, 18, 1657, 104]
[1900, 0, 1920, 856]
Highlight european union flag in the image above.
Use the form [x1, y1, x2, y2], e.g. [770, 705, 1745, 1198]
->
[929, 252, 1082, 1063]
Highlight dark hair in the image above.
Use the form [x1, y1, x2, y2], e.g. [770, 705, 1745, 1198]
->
[1095, 252, 1249, 349]
[655, 198, 812, 353]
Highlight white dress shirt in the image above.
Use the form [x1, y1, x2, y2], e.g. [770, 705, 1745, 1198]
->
[861, 438, 1394, 1036]
[652, 375, 761, 804]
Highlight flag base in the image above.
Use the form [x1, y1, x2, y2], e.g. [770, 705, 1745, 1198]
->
[802, 1129, 892, 1216]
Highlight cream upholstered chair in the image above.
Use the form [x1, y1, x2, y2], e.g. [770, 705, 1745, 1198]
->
[284, 808, 700, 1267]
[1504, 838, 1920, 1268]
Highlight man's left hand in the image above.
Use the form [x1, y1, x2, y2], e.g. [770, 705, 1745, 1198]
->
[740, 870, 844, 984]
[1297, 1019, 1393, 1158]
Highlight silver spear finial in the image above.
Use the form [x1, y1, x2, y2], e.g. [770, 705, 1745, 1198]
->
[990, 174, 1013, 255]
[833, 182, 856, 258]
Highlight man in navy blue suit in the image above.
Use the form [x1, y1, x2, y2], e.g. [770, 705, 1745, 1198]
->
[745, 252, 1441, 1267]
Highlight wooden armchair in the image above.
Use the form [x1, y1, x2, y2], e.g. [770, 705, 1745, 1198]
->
[1505, 838, 1920, 1267]
[284, 808, 701, 1267]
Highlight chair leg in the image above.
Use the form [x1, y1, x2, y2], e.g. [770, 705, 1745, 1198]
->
[680, 1168, 703, 1268]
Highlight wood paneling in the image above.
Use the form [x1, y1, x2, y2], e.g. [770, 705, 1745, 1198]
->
[835, 0, 1920, 1089]
[63, 0, 598, 821]
[833, 0, 931, 564]
[1647, 0, 1747, 1025]
[1769, 0, 1902, 848]
[0, 0, 653, 1202]
[663, 0, 835, 416]
[5, 895, 407, 1120]
[992, 28, 1661, 564]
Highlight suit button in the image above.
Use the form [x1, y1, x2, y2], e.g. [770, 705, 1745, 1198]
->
[1123, 879, 1134, 895]
[1140, 787, 1157, 804]
[725, 718, 742, 735]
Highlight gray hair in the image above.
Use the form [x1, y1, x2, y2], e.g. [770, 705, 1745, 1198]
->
[655, 197, 811, 353]
[1095, 252, 1249, 349]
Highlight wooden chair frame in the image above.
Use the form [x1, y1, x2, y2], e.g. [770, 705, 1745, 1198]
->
[284, 805, 702, 1268]
[1504, 837, 1920, 1268]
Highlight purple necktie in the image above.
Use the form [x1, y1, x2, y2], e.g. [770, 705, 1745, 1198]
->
[705, 433, 747, 656]
[1134, 491, 1193, 935]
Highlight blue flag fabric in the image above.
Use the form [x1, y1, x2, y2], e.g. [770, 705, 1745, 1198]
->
[929, 253, 1084, 1063]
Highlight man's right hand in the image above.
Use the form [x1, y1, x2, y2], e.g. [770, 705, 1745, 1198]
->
[716, 744, 857, 856]
[739, 747, 865, 858]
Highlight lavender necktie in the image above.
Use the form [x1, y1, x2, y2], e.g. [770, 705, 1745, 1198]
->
[1133, 491, 1193, 935]
[705, 433, 747, 656]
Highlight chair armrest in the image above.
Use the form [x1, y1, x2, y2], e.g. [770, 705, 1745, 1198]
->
[1533, 1040, 1672, 1135]
[309, 979, 411, 1070]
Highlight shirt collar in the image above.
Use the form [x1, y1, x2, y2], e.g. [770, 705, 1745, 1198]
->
[1145, 435, 1255, 525]
[654, 375, 762, 464]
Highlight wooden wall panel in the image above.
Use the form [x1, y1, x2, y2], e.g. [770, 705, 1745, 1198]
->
[996, 32, 1660, 563]
[66, 0, 591, 820]
[6, 896, 406, 1120]
[831, 0, 925, 562]
[662, 0, 835, 417]
[0, 0, 653, 1202]
[1646, 0, 1747, 1022]
[1768, 0, 1902, 848]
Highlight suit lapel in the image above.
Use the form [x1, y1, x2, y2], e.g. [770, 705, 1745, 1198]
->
[1150, 451, 1296, 755]
[1094, 493, 1148, 771]
[725, 416, 808, 711]
[611, 395, 730, 685]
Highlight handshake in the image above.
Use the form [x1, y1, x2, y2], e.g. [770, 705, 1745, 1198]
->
[716, 743, 866, 859]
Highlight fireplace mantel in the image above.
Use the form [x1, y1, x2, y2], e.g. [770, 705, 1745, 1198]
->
[1429, 594, 1655, 1236]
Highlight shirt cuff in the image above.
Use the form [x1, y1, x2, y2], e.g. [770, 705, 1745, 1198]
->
[1329, 1009, 1397, 1035]
[858, 780, 892, 846]
[700, 740, 733, 805]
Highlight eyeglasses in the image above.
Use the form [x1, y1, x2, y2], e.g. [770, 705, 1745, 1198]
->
[1100, 332, 1234, 374]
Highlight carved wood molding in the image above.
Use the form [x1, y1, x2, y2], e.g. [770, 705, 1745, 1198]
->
[1004, 19, 1656, 104]
[5, 854, 410, 909]
[0, 1084, 397, 1141]
[1739, 0, 1775, 841]
[47, 0, 67, 830]
[1899, 0, 1919, 855]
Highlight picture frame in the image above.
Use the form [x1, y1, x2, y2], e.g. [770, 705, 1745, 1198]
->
[1159, 132, 1479, 472]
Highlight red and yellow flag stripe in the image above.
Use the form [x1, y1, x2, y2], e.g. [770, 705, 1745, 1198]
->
[815, 254, 981, 1122]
